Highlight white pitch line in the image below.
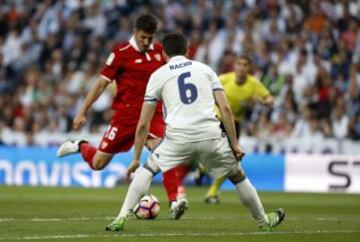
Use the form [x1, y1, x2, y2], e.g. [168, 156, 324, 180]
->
[286, 217, 360, 222]
[0, 230, 360, 241]
[2, 216, 360, 223]
[0, 216, 217, 223]
[0, 217, 112, 222]
[0, 218, 15, 222]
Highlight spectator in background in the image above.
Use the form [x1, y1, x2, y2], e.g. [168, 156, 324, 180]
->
[313, 67, 334, 119]
[262, 63, 284, 96]
[332, 97, 349, 140]
[291, 105, 313, 139]
[0, 0, 358, 152]
[303, 1, 329, 34]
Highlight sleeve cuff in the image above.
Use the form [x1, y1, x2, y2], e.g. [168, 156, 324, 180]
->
[144, 96, 158, 104]
[100, 74, 113, 82]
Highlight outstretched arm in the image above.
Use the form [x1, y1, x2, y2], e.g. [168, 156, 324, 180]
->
[73, 78, 109, 130]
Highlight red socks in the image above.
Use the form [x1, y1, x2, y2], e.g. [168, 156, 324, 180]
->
[163, 168, 179, 202]
[176, 164, 189, 185]
[79, 142, 97, 170]
[163, 164, 189, 203]
[176, 164, 189, 199]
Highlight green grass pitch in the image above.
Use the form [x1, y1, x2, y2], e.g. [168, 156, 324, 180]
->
[0, 185, 359, 242]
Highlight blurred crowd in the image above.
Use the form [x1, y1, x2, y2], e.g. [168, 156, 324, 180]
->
[0, 0, 360, 151]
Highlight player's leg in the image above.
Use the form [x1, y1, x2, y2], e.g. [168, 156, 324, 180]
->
[162, 164, 188, 203]
[145, 136, 183, 209]
[162, 165, 189, 219]
[144, 136, 179, 204]
[57, 139, 114, 170]
[162, 167, 180, 203]
[174, 164, 188, 200]
[106, 138, 191, 231]
[204, 121, 241, 203]
[57, 118, 135, 170]
[201, 137, 285, 230]
[228, 169, 285, 230]
[106, 133, 163, 229]
[106, 159, 160, 231]
[79, 141, 114, 170]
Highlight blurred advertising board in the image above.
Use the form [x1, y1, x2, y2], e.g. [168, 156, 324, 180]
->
[0, 146, 283, 191]
[285, 154, 360, 193]
[1, 146, 359, 193]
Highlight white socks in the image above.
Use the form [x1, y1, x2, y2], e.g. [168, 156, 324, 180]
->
[234, 178, 267, 223]
[116, 167, 153, 219]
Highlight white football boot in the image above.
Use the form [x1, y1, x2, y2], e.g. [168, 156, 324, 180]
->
[170, 198, 188, 219]
[57, 139, 87, 157]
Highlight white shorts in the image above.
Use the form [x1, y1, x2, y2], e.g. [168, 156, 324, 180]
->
[147, 136, 240, 179]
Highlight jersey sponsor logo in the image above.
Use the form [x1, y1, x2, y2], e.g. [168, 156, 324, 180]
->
[169, 61, 192, 70]
[135, 59, 143, 64]
[106, 53, 115, 65]
[154, 53, 162, 62]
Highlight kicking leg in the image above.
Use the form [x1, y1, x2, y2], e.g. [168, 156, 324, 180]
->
[57, 140, 113, 170]
[106, 164, 157, 231]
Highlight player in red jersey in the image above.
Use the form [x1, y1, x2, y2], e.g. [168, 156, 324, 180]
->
[57, 15, 186, 216]
[57, 14, 165, 170]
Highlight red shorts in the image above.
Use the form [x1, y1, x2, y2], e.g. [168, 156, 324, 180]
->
[98, 112, 165, 154]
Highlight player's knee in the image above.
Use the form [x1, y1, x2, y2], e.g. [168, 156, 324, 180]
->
[228, 169, 246, 184]
[92, 157, 109, 170]
[91, 153, 113, 170]
[92, 161, 105, 170]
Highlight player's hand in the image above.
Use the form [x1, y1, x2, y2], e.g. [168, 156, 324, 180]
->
[262, 98, 273, 107]
[125, 160, 140, 182]
[73, 113, 87, 131]
[231, 144, 245, 161]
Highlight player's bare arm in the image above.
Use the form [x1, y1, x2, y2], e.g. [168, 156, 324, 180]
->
[252, 95, 273, 107]
[214, 90, 245, 161]
[73, 78, 109, 130]
[127, 102, 157, 180]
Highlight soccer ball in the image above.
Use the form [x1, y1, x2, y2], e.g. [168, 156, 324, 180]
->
[133, 194, 160, 219]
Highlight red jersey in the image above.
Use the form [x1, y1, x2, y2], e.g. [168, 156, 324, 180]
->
[100, 36, 165, 124]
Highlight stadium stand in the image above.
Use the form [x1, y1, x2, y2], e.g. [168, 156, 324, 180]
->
[0, 0, 359, 154]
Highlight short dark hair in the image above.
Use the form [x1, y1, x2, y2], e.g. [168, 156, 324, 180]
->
[162, 32, 188, 57]
[135, 14, 157, 33]
[237, 55, 252, 65]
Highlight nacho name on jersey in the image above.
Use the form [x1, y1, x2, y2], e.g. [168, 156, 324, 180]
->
[169, 60, 192, 70]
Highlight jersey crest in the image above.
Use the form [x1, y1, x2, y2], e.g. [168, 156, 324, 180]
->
[154, 53, 162, 62]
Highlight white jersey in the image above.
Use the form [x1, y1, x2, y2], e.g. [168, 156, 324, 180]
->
[144, 56, 224, 143]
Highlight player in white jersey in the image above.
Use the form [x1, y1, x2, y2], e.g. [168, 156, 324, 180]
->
[105, 32, 285, 232]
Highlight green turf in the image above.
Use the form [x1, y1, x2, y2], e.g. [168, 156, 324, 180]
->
[0, 185, 359, 242]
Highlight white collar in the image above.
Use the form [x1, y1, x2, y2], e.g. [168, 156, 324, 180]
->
[129, 35, 154, 52]
[168, 55, 187, 62]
